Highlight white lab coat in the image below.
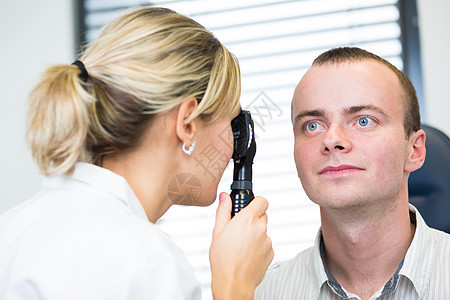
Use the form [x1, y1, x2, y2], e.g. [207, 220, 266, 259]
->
[0, 163, 201, 299]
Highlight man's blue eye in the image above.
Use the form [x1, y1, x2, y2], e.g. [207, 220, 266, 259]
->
[358, 117, 369, 126]
[307, 122, 318, 131]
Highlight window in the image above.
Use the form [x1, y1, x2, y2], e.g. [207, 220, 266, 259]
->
[77, 1, 421, 299]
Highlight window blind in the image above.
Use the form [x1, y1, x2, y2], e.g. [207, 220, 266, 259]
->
[81, 1, 403, 298]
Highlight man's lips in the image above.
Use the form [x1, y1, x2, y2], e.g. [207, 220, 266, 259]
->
[319, 165, 364, 176]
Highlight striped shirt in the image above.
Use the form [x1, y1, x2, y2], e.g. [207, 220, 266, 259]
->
[255, 205, 450, 300]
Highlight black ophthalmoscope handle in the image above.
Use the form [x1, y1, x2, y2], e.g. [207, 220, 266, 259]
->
[230, 185, 254, 218]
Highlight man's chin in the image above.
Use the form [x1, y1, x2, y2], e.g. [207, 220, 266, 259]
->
[309, 193, 372, 210]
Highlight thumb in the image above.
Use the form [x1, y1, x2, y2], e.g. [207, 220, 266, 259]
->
[213, 192, 232, 235]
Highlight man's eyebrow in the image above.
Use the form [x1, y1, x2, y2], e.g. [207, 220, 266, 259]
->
[292, 105, 389, 126]
[292, 109, 326, 126]
[343, 105, 389, 117]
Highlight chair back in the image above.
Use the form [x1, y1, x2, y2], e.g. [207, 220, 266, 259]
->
[409, 124, 450, 233]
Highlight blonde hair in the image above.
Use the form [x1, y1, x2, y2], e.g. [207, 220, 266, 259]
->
[27, 7, 241, 176]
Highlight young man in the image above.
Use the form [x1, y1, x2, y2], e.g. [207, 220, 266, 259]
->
[256, 47, 450, 300]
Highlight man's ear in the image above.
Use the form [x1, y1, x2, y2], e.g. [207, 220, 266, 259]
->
[175, 97, 198, 146]
[405, 129, 426, 173]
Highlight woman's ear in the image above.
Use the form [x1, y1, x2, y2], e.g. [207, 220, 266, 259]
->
[405, 129, 426, 173]
[175, 97, 198, 147]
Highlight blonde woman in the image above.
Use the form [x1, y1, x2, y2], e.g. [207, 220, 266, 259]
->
[0, 7, 273, 299]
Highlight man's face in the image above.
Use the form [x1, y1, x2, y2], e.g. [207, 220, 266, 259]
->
[292, 60, 412, 209]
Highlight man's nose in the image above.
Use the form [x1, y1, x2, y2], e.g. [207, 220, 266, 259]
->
[321, 124, 352, 154]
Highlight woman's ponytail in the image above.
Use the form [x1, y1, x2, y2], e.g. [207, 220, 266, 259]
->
[27, 64, 93, 176]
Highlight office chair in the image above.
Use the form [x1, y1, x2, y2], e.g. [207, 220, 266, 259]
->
[408, 124, 450, 233]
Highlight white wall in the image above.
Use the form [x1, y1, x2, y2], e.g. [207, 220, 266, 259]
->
[0, 0, 449, 213]
[417, 0, 450, 134]
[0, 0, 74, 212]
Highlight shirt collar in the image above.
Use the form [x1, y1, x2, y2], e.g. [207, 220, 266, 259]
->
[310, 229, 329, 297]
[399, 204, 434, 299]
[310, 204, 432, 299]
[45, 162, 149, 222]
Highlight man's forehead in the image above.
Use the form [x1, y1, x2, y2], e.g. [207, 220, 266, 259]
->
[296, 61, 400, 97]
[291, 61, 404, 120]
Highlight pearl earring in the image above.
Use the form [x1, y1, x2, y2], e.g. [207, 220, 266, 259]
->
[182, 141, 196, 155]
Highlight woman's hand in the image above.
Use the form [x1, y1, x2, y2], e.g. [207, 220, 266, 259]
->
[209, 192, 274, 300]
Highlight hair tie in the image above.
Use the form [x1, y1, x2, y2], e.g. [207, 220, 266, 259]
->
[72, 60, 89, 82]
